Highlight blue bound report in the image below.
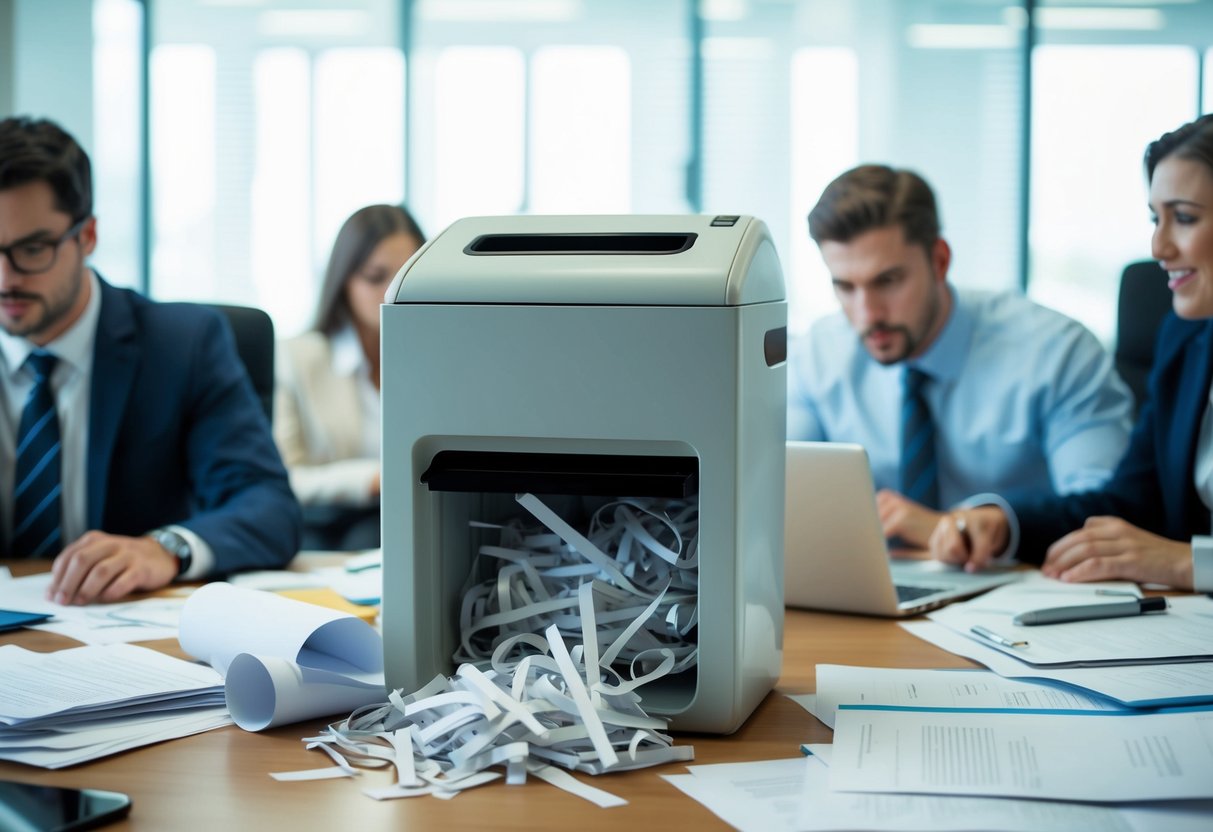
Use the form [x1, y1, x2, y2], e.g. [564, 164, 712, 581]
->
[0, 609, 53, 632]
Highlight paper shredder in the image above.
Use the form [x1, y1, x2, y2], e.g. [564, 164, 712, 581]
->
[380, 214, 786, 733]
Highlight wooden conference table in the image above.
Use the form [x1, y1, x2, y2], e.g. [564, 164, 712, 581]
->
[0, 558, 977, 831]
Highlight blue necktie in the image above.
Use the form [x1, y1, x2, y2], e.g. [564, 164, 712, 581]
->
[899, 366, 940, 510]
[12, 351, 62, 558]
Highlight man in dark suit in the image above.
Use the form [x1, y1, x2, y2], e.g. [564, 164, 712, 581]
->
[0, 115, 301, 604]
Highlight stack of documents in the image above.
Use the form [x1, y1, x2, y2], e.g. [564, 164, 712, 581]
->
[667, 577, 1213, 829]
[0, 643, 229, 768]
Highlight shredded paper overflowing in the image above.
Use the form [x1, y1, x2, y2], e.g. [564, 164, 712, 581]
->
[280, 493, 700, 805]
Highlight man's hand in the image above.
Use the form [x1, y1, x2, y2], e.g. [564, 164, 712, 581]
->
[876, 489, 943, 549]
[1043, 516, 1193, 589]
[929, 505, 1009, 572]
[46, 531, 178, 605]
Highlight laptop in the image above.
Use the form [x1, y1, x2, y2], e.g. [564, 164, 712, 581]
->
[783, 441, 1020, 616]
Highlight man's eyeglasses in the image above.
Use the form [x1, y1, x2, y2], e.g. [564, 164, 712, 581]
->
[0, 216, 89, 275]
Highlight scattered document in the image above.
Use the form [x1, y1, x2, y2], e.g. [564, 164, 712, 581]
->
[0, 643, 230, 768]
[0, 572, 184, 644]
[662, 757, 809, 831]
[806, 664, 1128, 728]
[901, 620, 1213, 707]
[927, 581, 1213, 666]
[830, 708, 1213, 802]
[661, 755, 1196, 832]
[178, 582, 386, 731]
[792, 753, 1139, 832]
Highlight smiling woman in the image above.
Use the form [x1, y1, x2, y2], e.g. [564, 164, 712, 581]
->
[1150, 142, 1213, 321]
[933, 114, 1213, 595]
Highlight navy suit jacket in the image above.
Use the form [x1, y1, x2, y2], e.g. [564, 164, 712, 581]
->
[88, 278, 301, 573]
[1010, 313, 1213, 562]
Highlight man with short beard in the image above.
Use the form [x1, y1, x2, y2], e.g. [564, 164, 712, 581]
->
[787, 164, 1133, 552]
[0, 116, 301, 604]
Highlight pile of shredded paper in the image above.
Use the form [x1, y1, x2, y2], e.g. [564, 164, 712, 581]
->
[283, 493, 699, 805]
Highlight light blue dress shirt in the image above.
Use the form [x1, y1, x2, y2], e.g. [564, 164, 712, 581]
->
[787, 286, 1134, 508]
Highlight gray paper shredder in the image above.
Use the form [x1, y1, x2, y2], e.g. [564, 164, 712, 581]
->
[380, 214, 786, 733]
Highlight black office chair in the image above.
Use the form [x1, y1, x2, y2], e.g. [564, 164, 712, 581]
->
[1114, 260, 1173, 416]
[208, 303, 275, 422]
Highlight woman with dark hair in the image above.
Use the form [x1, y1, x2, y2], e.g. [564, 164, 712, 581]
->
[274, 204, 425, 550]
[932, 112, 1213, 593]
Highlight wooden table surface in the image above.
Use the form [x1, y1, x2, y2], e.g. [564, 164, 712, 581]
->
[0, 559, 974, 830]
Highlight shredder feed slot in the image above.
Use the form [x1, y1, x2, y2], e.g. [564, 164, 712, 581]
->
[464, 232, 697, 256]
[420, 451, 698, 498]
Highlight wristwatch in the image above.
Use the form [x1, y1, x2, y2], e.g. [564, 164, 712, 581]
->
[150, 528, 193, 577]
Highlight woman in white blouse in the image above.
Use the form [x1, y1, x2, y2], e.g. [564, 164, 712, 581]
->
[274, 204, 425, 550]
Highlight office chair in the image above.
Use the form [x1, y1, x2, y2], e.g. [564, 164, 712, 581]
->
[208, 303, 275, 422]
[1115, 260, 1173, 416]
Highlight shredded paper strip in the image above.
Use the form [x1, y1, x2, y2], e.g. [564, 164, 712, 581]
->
[282, 493, 699, 805]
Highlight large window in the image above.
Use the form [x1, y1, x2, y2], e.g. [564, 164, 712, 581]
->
[149, 0, 405, 337]
[410, 0, 691, 232]
[1029, 45, 1198, 344]
[91, 0, 143, 291]
[703, 0, 1025, 333]
[13, 0, 1213, 345]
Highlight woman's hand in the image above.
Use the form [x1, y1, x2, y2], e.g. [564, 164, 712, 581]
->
[1043, 516, 1194, 589]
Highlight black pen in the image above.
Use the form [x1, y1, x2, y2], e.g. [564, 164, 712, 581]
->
[1012, 596, 1169, 626]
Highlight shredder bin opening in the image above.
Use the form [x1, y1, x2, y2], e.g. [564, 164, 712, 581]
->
[464, 232, 697, 256]
[447, 490, 702, 717]
[421, 450, 698, 498]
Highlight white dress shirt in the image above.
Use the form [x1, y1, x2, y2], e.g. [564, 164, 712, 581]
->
[1190, 379, 1213, 592]
[1, 271, 100, 547]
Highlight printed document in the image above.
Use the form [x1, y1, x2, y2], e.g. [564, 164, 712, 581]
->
[809, 664, 1127, 728]
[0, 572, 183, 644]
[829, 708, 1213, 802]
[901, 620, 1213, 707]
[927, 584, 1213, 666]
[662, 756, 1213, 832]
[0, 643, 229, 768]
[0, 642, 221, 723]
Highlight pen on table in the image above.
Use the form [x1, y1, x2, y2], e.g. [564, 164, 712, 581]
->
[1012, 596, 1168, 626]
[970, 625, 1028, 648]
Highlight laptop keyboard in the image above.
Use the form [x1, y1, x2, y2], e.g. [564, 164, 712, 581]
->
[895, 584, 949, 604]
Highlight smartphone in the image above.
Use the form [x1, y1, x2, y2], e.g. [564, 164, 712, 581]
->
[0, 780, 131, 831]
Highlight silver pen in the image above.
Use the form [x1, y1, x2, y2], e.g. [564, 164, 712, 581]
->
[970, 625, 1028, 648]
[1012, 596, 1169, 626]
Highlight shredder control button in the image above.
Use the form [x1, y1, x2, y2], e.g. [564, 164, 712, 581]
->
[710, 215, 739, 227]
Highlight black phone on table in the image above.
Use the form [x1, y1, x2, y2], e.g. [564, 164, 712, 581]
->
[0, 780, 131, 831]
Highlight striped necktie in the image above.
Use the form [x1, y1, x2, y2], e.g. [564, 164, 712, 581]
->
[899, 365, 940, 510]
[12, 350, 63, 558]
